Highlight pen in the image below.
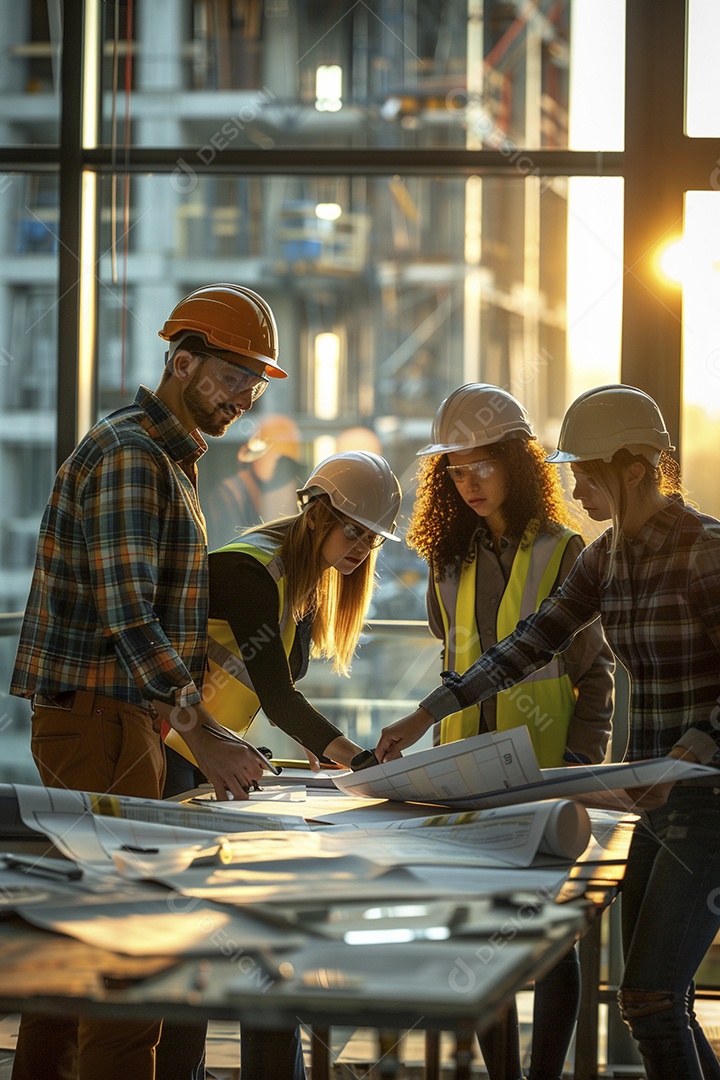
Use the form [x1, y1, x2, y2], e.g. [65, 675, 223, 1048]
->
[1, 853, 83, 881]
[201, 723, 282, 775]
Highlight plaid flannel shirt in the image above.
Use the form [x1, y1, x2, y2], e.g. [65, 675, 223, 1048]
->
[11, 387, 209, 709]
[421, 496, 720, 765]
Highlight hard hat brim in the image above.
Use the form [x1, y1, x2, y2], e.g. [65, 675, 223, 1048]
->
[296, 487, 402, 543]
[417, 431, 533, 456]
[253, 358, 287, 378]
[348, 515, 402, 542]
[545, 448, 583, 463]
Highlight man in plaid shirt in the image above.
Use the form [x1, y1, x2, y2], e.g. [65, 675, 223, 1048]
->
[10, 284, 287, 1080]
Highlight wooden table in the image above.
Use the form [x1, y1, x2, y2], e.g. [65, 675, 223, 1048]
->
[0, 795, 635, 1078]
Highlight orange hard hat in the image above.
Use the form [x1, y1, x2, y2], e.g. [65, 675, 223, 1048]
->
[158, 283, 286, 378]
[240, 414, 301, 462]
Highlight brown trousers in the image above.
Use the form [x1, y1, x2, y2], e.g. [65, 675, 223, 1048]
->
[12, 692, 166, 1080]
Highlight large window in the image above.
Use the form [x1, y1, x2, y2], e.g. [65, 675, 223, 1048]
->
[98, 0, 623, 152]
[0, 166, 59, 749]
[95, 169, 623, 611]
[0, 0, 717, 771]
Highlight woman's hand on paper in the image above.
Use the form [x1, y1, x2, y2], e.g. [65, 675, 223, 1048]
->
[571, 748, 701, 813]
[623, 748, 700, 810]
[319, 736, 365, 770]
[571, 790, 639, 813]
[374, 707, 435, 762]
[302, 747, 345, 771]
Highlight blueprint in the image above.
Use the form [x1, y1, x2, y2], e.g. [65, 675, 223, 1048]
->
[333, 727, 717, 809]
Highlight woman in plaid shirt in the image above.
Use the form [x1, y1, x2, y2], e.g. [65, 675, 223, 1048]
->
[377, 385, 720, 1080]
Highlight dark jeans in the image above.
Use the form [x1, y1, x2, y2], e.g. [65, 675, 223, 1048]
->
[478, 946, 580, 1080]
[164, 743, 206, 796]
[156, 1023, 306, 1080]
[157, 747, 306, 1080]
[620, 783, 720, 1080]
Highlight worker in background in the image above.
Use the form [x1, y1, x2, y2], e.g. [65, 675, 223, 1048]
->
[205, 412, 305, 548]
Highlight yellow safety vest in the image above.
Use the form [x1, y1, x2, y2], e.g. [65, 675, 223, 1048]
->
[433, 525, 577, 767]
[165, 529, 295, 764]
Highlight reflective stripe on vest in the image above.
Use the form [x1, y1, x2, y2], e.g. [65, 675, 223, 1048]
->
[165, 530, 295, 764]
[434, 526, 577, 766]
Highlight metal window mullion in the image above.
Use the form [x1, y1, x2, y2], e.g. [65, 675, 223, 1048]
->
[56, 0, 100, 466]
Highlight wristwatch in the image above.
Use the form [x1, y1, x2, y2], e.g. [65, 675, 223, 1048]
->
[350, 749, 379, 772]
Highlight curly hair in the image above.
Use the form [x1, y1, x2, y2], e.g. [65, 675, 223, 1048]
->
[406, 438, 578, 579]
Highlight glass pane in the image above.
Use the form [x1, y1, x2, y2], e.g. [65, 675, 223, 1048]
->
[0, 1, 61, 146]
[95, 170, 623, 747]
[687, 0, 720, 137]
[0, 168, 59, 781]
[568, 0, 625, 151]
[0, 623, 35, 783]
[99, 0, 624, 152]
[679, 192, 720, 517]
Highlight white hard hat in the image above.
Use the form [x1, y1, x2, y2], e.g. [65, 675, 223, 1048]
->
[297, 451, 402, 542]
[417, 383, 535, 456]
[546, 384, 674, 465]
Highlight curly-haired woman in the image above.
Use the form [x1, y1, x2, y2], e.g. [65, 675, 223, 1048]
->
[401, 383, 614, 1080]
[407, 383, 613, 767]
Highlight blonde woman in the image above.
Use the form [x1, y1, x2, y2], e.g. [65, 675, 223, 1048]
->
[159, 449, 402, 1080]
[165, 448, 402, 785]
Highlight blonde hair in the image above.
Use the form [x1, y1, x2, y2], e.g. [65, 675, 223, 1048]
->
[577, 449, 682, 583]
[250, 496, 378, 676]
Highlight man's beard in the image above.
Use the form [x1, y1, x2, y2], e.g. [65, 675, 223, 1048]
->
[183, 369, 242, 437]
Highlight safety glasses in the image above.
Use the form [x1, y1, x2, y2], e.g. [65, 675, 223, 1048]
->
[201, 355, 270, 401]
[340, 520, 386, 549]
[446, 459, 498, 484]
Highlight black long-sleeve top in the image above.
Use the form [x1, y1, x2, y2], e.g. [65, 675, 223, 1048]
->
[208, 549, 345, 756]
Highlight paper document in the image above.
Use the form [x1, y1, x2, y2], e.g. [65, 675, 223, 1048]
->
[9, 784, 307, 874]
[315, 800, 589, 869]
[376, 798, 592, 863]
[334, 728, 542, 804]
[178, 770, 344, 797]
[116, 800, 589, 909]
[334, 729, 718, 809]
[110, 828, 442, 904]
[13, 784, 306, 835]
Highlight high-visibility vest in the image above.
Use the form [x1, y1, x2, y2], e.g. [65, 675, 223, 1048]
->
[165, 529, 295, 764]
[433, 525, 577, 766]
